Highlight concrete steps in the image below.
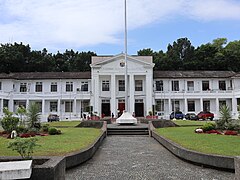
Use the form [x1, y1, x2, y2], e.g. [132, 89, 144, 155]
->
[107, 125, 149, 135]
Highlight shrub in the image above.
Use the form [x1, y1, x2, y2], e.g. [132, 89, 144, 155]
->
[0, 108, 19, 133]
[224, 130, 238, 135]
[48, 127, 60, 135]
[216, 105, 232, 130]
[8, 137, 39, 159]
[205, 130, 222, 134]
[16, 126, 28, 134]
[201, 122, 216, 132]
[41, 124, 49, 132]
[27, 103, 41, 130]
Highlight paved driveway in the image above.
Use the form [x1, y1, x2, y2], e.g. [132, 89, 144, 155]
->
[66, 136, 235, 180]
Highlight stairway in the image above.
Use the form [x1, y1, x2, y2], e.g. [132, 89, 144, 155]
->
[107, 124, 149, 135]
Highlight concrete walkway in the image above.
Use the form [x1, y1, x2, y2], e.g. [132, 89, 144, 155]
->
[66, 136, 235, 180]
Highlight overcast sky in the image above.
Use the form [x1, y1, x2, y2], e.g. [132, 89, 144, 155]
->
[0, 0, 240, 55]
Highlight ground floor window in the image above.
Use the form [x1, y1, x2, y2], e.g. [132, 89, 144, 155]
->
[65, 101, 73, 112]
[50, 102, 58, 112]
[187, 101, 195, 111]
[155, 100, 164, 111]
[171, 100, 179, 111]
[203, 100, 210, 111]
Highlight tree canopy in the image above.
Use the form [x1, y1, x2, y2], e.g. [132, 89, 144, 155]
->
[0, 38, 240, 73]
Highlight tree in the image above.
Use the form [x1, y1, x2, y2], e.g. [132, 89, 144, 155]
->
[27, 103, 41, 130]
[17, 106, 27, 126]
[0, 108, 19, 133]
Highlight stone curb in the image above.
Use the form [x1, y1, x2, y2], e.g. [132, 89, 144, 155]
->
[0, 121, 107, 180]
[149, 121, 235, 171]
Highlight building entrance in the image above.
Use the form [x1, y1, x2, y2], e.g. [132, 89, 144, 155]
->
[101, 100, 110, 116]
[135, 99, 144, 117]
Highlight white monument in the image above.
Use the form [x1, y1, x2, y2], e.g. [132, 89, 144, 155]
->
[116, 111, 137, 124]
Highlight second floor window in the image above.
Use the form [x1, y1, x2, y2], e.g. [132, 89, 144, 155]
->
[66, 82, 73, 92]
[20, 83, 27, 92]
[202, 81, 209, 91]
[219, 81, 226, 90]
[0, 82, 2, 90]
[35, 82, 42, 92]
[172, 81, 179, 91]
[81, 82, 88, 91]
[135, 80, 143, 91]
[51, 82, 57, 92]
[102, 80, 109, 91]
[156, 80, 163, 91]
[187, 81, 194, 91]
[118, 80, 125, 91]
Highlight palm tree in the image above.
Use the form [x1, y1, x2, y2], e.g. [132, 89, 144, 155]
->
[27, 103, 41, 130]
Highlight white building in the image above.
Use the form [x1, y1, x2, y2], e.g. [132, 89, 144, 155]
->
[0, 53, 239, 121]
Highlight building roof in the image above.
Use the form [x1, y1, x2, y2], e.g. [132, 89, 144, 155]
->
[153, 71, 236, 78]
[0, 72, 91, 80]
[0, 71, 238, 80]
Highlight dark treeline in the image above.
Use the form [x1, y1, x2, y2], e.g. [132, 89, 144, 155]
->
[138, 38, 240, 72]
[0, 37, 240, 73]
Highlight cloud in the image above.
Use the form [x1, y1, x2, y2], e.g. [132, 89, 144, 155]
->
[0, 0, 239, 52]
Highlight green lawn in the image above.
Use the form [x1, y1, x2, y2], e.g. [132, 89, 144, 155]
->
[155, 126, 240, 156]
[44, 120, 81, 127]
[0, 128, 102, 156]
[172, 120, 214, 126]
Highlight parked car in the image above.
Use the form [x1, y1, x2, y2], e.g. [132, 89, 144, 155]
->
[197, 111, 214, 120]
[47, 114, 60, 122]
[185, 113, 198, 120]
[170, 111, 184, 119]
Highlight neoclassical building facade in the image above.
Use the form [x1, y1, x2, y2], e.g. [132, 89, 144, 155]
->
[0, 53, 239, 121]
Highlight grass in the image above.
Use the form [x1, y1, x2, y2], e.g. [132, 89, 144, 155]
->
[44, 121, 81, 127]
[172, 120, 214, 126]
[0, 128, 102, 156]
[155, 126, 240, 156]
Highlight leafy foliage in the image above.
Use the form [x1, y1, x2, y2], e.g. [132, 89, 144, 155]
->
[0, 108, 19, 133]
[8, 137, 39, 159]
[27, 103, 41, 130]
[216, 105, 232, 130]
[48, 127, 61, 135]
[201, 122, 216, 132]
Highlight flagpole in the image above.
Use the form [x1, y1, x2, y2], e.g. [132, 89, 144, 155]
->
[124, 0, 128, 112]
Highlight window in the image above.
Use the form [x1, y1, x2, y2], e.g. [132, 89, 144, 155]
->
[202, 81, 209, 91]
[66, 82, 73, 92]
[81, 82, 88, 91]
[172, 81, 179, 91]
[229, 80, 233, 90]
[50, 102, 58, 112]
[102, 80, 109, 91]
[35, 82, 42, 92]
[118, 80, 125, 91]
[219, 81, 226, 90]
[203, 100, 210, 111]
[0, 82, 2, 90]
[187, 81, 194, 91]
[51, 82, 57, 92]
[35, 102, 42, 112]
[65, 101, 73, 112]
[20, 83, 27, 92]
[219, 100, 226, 109]
[187, 101, 195, 111]
[135, 80, 143, 91]
[3, 99, 9, 108]
[172, 100, 180, 111]
[155, 100, 164, 111]
[156, 81, 163, 91]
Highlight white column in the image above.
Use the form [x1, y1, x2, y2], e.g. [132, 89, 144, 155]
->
[93, 75, 100, 114]
[215, 98, 219, 118]
[0, 99, 3, 116]
[42, 99, 45, 118]
[168, 98, 171, 114]
[232, 97, 238, 118]
[111, 75, 116, 116]
[200, 98, 203, 111]
[145, 74, 153, 116]
[184, 98, 188, 113]
[73, 97, 77, 115]
[129, 74, 135, 114]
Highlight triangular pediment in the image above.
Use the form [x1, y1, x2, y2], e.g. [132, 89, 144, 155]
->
[91, 53, 154, 68]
